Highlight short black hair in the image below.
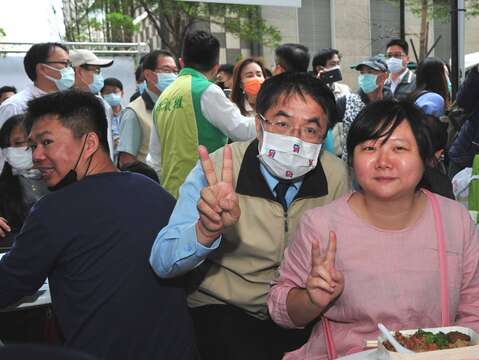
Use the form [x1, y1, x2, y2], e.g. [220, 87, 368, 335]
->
[0, 86, 17, 96]
[134, 54, 147, 82]
[135, 65, 143, 82]
[102, 77, 123, 92]
[120, 161, 159, 183]
[142, 50, 175, 71]
[275, 43, 310, 73]
[182, 31, 220, 72]
[312, 48, 340, 73]
[24, 42, 68, 81]
[386, 38, 409, 55]
[218, 64, 234, 75]
[256, 72, 337, 129]
[346, 100, 433, 166]
[25, 90, 109, 154]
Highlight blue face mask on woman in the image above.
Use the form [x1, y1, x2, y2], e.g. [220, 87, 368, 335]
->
[89, 74, 104, 94]
[358, 74, 378, 94]
[155, 73, 177, 92]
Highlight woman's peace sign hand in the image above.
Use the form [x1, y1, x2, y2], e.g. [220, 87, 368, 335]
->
[306, 231, 344, 308]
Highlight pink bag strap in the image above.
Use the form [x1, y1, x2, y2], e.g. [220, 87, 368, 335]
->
[322, 190, 449, 360]
[322, 317, 337, 360]
[424, 190, 450, 326]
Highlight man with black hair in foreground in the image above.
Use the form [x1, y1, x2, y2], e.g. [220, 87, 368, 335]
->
[150, 72, 349, 360]
[0, 90, 196, 360]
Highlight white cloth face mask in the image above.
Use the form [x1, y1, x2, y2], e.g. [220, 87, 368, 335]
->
[258, 130, 322, 180]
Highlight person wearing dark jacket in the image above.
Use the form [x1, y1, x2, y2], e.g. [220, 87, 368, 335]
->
[448, 66, 479, 176]
[0, 90, 196, 360]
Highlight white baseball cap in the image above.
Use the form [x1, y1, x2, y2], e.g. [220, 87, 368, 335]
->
[70, 49, 113, 68]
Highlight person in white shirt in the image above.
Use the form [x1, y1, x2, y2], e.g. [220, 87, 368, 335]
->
[121, 50, 177, 169]
[70, 49, 115, 160]
[148, 31, 256, 196]
[0, 42, 74, 172]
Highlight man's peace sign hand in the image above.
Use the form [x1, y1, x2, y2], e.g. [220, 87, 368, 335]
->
[305, 231, 344, 309]
[196, 144, 241, 246]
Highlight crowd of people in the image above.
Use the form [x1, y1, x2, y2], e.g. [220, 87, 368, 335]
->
[0, 29, 477, 360]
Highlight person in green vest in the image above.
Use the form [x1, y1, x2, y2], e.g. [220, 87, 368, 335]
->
[118, 50, 178, 169]
[151, 30, 256, 198]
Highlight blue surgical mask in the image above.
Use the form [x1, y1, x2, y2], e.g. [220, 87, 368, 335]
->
[44, 65, 75, 91]
[386, 57, 404, 74]
[358, 74, 378, 93]
[156, 73, 177, 92]
[138, 81, 147, 94]
[89, 73, 104, 94]
[103, 93, 122, 107]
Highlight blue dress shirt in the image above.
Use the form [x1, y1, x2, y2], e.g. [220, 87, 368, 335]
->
[149, 161, 302, 278]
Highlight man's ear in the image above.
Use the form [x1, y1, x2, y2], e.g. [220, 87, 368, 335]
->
[85, 132, 100, 157]
[179, 58, 185, 69]
[143, 69, 156, 85]
[434, 149, 444, 161]
[255, 115, 264, 144]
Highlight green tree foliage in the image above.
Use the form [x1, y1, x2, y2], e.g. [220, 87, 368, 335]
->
[137, 0, 281, 57]
[64, 0, 138, 42]
[63, 0, 281, 58]
[405, 0, 479, 19]
[387, 0, 479, 60]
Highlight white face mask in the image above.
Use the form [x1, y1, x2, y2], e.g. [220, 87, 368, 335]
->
[3, 146, 33, 170]
[386, 57, 404, 74]
[257, 130, 322, 180]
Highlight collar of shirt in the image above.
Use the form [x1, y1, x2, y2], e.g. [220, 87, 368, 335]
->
[146, 88, 158, 103]
[389, 68, 409, 85]
[259, 163, 302, 208]
[31, 84, 47, 98]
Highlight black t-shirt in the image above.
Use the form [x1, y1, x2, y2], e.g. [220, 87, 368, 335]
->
[0, 172, 196, 360]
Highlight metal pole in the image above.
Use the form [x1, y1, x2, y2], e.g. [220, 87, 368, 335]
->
[425, 35, 442, 58]
[330, 0, 336, 48]
[451, 0, 459, 98]
[458, 0, 466, 84]
[400, 0, 405, 41]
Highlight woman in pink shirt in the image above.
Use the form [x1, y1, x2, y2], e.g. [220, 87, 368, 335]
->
[267, 100, 479, 359]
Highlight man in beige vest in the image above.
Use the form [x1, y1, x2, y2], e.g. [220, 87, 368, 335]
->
[149, 72, 350, 360]
[117, 50, 177, 167]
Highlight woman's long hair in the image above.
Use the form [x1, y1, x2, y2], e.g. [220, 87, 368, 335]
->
[412, 57, 450, 106]
[0, 115, 29, 230]
[230, 57, 267, 116]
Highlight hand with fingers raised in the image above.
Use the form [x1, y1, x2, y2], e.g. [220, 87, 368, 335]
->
[195, 144, 241, 247]
[0, 217, 11, 238]
[306, 231, 344, 309]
